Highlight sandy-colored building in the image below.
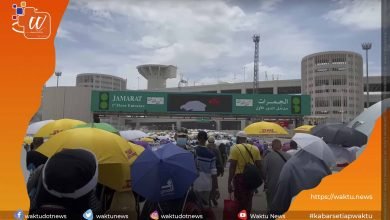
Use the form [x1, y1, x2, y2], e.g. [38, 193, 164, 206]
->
[76, 73, 127, 90]
[302, 51, 364, 123]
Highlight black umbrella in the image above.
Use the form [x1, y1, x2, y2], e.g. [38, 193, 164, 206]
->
[312, 123, 368, 147]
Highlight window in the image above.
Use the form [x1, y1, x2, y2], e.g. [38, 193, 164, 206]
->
[315, 78, 329, 86]
[332, 57, 347, 64]
[315, 68, 329, 72]
[315, 98, 329, 107]
[333, 97, 341, 107]
[333, 77, 346, 85]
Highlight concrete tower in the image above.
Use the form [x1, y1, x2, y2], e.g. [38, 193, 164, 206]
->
[137, 64, 177, 90]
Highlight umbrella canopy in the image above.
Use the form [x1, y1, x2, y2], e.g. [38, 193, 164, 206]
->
[27, 120, 55, 135]
[141, 137, 155, 143]
[119, 130, 148, 141]
[74, 123, 118, 133]
[312, 123, 367, 147]
[34, 119, 85, 138]
[157, 135, 169, 140]
[348, 99, 390, 136]
[244, 121, 288, 136]
[36, 128, 144, 191]
[294, 125, 315, 133]
[130, 140, 150, 150]
[292, 133, 336, 168]
[131, 143, 197, 202]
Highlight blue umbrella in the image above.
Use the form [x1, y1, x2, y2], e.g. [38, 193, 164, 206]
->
[131, 143, 197, 202]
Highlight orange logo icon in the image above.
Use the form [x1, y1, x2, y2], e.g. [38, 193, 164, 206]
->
[12, 2, 51, 39]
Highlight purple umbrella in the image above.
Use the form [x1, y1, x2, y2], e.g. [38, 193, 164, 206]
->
[130, 141, 151, 150]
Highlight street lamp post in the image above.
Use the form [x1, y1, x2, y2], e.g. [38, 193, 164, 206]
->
[55, 71, 62, 88]
[243, 66, 246, 82]
[361, 42, 372, 107]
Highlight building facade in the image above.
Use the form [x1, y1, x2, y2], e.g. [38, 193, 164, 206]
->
[41, 76, 385, 130]
[76, 73, 127, 90]
[42, 87, 93, 122]
[302, 51, 364, 123]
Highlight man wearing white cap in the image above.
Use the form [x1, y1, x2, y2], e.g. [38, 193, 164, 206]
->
[227, 131, 262, 214]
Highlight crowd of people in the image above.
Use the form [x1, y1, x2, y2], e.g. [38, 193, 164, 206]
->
[24, 123, 363, 220]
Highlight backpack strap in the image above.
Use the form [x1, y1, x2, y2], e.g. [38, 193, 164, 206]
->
[235, 144, 249, 164]
[274, 150, 287, 162]
[242, 144, 256, 164]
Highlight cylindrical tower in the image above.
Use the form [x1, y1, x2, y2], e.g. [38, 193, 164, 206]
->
[137, 64, 177, 90]
[76, 73, 127, 90]
[301, 51, 364, 123]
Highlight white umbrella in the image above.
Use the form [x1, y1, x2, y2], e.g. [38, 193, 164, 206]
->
[119, 130, 148, 141]
[26, 120, 54, 135]
[292, 133, 336, 168]
[157, 135, 169, 140]
[348, 99, 390, 136]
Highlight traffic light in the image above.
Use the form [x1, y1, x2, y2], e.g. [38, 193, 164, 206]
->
[99, 92, 109, 110]
[291, 96, 301, 114]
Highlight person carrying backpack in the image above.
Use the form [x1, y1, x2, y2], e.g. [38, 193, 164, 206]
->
[227, 131, 262, 215]
[262, 139, 291, 212]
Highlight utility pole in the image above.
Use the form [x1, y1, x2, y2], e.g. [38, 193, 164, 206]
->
[243, 66, 246, 82]
[55, 71, 62, 87]
[253, 34, 260, 94]
[361, 42, 372, 107]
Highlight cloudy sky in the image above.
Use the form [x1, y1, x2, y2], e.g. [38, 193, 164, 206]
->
[46, 0, 381, 89]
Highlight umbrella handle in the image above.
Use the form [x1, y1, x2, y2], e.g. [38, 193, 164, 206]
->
[181, 188, 190, 215]
[157, 203, 164, 215]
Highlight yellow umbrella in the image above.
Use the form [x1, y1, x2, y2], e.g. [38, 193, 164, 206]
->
[36, 128, 144, 191]
[34, 118, 85, 138]
[294, 125, 315, 133]
[244, 121, 289, 136]
[99, 143, 144, 192]
[141, 137, 154, 143]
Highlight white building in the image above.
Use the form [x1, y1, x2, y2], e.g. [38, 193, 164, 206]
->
[301, 51, 364, 123]
[76, 73, 127, 90]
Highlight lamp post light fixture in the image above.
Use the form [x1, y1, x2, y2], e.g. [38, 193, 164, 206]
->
[361, 42, 372, 107]
[55, 71, 62, 88]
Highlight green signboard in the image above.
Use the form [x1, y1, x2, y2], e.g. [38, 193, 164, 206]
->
[232, 94, 310, 115]
[91, 91, 311, 116]
[91, 91, 167, 113]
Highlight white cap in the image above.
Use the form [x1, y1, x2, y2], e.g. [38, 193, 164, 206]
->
[236, 131, 247, 138]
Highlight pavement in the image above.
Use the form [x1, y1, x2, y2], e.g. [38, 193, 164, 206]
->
[211, 164, 268, 219]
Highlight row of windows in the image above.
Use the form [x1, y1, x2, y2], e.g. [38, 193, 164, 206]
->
[314, 88, 356, 94]
[314, 111, 357, 115]
[314, 56, 347, 65]
[314, 97, 348, 107]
